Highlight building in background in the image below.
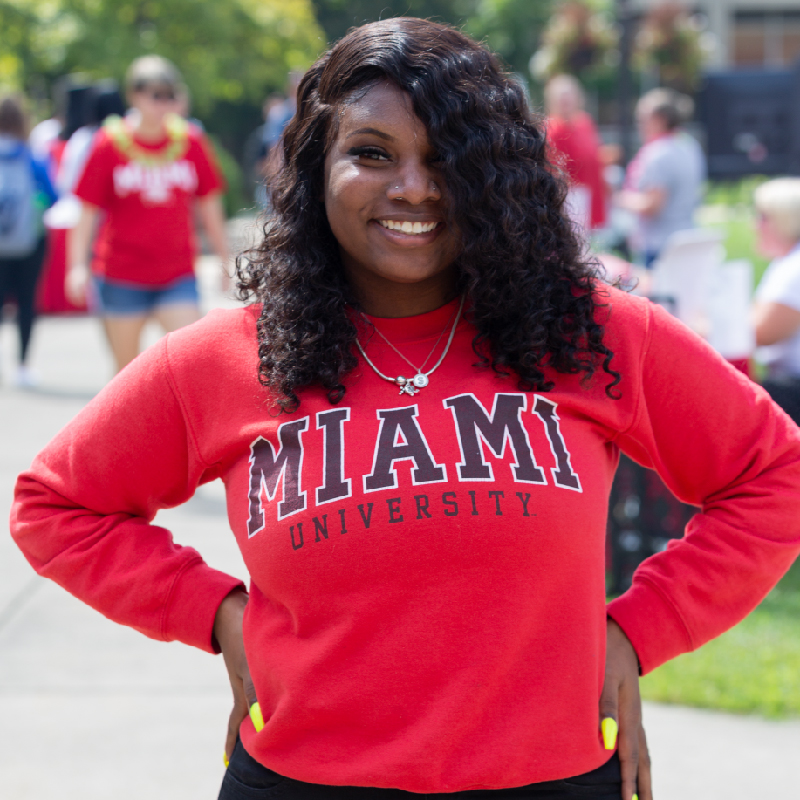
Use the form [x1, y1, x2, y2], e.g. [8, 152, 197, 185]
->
[631, 1, 800, 69]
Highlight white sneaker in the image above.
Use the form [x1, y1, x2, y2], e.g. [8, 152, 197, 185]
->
[14, 364, 39, 389]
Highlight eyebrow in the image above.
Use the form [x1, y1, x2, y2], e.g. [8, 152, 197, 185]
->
[346, 127, 395, 141]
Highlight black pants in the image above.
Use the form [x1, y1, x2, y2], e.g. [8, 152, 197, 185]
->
[0, 236, 47, 363]
[219, 740, 623, 800]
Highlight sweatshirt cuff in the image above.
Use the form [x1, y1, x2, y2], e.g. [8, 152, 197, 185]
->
[163, 560, 246, 654]
[606, 579, 694, 675]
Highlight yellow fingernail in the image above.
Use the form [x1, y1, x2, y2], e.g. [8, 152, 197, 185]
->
[223, 751, 229, 768]
[601, 716, 618, 750]
[250, 701, 264, 732]
[632, 795, 639, 800]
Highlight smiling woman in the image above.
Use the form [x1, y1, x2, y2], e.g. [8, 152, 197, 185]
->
[239, 18, 616, 412]
[10, 16, 800, 800]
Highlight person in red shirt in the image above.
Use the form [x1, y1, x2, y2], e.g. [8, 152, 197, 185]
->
[545, 74, 608, 231]
[66, 56, 228, 373]
[11, 18, 800, 800]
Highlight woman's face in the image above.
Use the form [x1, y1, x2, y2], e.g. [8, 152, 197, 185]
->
[323, 81, 459, 314]
[756, 211, 797, 259]
[636, 103, 665, 143]
[130, 83, 178, 129]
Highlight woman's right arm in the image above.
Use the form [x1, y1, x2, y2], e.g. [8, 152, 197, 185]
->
[11, 335, 245, 653]
[66, 202, 98, 305]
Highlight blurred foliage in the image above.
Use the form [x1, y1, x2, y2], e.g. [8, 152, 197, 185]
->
[530, 1, 618, 88]
[0, 0, 325, 114]
[634, 1, 710, 94]
[312, 0, 556, 78]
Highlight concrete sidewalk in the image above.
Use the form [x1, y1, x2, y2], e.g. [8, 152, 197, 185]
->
[1, 257, 799, 799]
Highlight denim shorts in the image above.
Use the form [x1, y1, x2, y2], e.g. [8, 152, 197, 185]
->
[92, 274, 199, 316]
[218, 740, 623, 800]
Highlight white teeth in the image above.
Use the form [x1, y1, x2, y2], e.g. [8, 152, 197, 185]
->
[379, 220, 438, 234]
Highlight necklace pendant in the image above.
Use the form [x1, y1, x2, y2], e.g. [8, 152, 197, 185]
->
[399, 382, 418, 396]
[412, 373, 429, 388]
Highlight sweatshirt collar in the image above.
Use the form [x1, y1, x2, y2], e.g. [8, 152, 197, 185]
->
[359, 296, 465, 344]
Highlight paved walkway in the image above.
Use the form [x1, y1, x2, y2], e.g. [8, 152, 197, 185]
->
[1, 254, 798, 799]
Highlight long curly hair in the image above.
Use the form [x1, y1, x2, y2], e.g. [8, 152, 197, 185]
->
[237, 17, 619, 412]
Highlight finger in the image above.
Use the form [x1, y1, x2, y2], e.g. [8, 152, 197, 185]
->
[618, 722, 639, 800]
[225, 695, 248, 761]
[239, 654, 264, 732]
[599, 677, 619, 751]
[617, 679, 642, 800]
[637, 724, 653, 800]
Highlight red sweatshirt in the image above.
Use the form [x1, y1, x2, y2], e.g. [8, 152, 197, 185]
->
[11, 289, 800, 792]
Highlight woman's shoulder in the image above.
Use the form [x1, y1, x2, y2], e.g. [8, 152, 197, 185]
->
[593, 283, 651, 337]
[164, 305, 261, 375]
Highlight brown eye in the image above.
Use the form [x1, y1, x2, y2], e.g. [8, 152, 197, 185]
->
[348, 146, 389, 161]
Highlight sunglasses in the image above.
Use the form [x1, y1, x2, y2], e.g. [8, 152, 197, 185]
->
[135, 87, 176, 102]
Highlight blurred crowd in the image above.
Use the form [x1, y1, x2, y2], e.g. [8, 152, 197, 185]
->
[3, 62, 800, 430]
[0, 56, 228, 385]
[543, 72, 800, 426]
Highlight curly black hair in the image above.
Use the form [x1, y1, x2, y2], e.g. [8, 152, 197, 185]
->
[237, 17, 619, 412]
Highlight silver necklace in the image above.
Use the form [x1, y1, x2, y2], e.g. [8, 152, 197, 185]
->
[355, 295, 465, 396]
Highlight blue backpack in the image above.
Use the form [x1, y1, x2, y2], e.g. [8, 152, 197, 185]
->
[0, 143, 38, 257]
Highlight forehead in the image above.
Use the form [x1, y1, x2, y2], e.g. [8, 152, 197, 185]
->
[337, 81, 427, 138]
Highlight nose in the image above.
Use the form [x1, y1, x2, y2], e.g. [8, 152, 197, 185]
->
[387, 159, 442, 205]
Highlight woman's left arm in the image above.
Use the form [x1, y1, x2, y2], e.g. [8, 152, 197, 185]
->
[607, 299, 800, 675]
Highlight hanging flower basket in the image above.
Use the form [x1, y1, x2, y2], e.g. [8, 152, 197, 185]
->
[634, 2, 710, 93]
[531, 1, 619, 89]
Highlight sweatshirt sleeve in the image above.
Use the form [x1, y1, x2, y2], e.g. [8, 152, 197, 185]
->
[606, 300, 800, 674]
[9, 336, 245, 653]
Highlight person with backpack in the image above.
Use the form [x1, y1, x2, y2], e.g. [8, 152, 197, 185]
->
[0, 95, 57, 388]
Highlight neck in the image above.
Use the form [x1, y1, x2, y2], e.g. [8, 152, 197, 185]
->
[348, 269, 459, 318]
[134, 118, 167, 142]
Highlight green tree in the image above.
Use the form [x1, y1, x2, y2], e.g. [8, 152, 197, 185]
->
[311, 0, 554, 77]
[465, 0, 555, 77]
[0, 0, 325, 112]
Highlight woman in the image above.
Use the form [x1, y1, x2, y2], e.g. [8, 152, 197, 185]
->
[11, 19, 800, 800]
[545, 74, 607, 232]
[752, 178, 800, 423]
[66, 56, 228, 374]
[617, 88, 705, 268]
[0, 95, 57, 387]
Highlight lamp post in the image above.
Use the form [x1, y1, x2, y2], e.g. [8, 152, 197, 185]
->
[616, 0, 635, 167]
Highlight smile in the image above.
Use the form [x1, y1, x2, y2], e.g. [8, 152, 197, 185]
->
[378, 220, 439, 235]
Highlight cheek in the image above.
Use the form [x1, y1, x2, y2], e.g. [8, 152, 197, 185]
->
[325, 167, 377, 222]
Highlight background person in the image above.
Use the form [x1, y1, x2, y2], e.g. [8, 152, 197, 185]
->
[617, 87, 705, 268]
[0, 95, 57, 387]
[10, 18, 800, 800]
[752, 178, 800, 424]
[66, 56, 228, 374]
[545, 74, 607, 233]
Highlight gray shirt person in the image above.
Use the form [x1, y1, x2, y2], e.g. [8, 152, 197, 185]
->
[633, 132, 705, 257]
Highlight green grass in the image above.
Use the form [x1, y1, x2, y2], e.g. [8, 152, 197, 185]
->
[640, 561, 800, 718]
[699, 179, 771, 286]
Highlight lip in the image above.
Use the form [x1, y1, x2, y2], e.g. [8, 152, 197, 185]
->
[370, 218, 443, 246]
